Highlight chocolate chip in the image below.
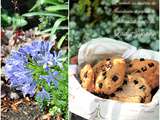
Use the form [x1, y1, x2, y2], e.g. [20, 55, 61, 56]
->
[99, 83, 103, 89]
[136, 70, 141, 73]
[112, 75, 119, 82]
[139, 85, 146, 91]
[123, 80, 128, 85]
[102, 72, 106, 76]
[141, 66, 147, 72]
[106, 58, 111, 61]
[133, 80, 138, 85]
[110, 93, 115, 97]
[104, 76, 107, 80]
[140, 97, 145, 103]
[116, 87, 123, 91]
[84, 72, 88, 78]
[105, 64, 112, 68]
[129, 64, 132, 67]
[148, 63, 154, 68]
[79, 80, 82, 84]
[140, 58, 145, 61]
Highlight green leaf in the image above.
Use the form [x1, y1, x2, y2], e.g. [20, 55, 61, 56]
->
[57, 33, 67, 49]
[150, 40, 159, 51]
[1, 14, 12, 25]
[49, 106, 61, 116]
[23, 12, 65, 17]
[45, 4, 68, 12]
[12, 16, 27, 29]
[30, 0, 61, 11]
[111, 0, 120, 4]
[50, 17, 67, 38]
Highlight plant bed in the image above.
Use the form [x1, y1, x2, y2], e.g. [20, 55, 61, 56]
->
[1, 0, 68, 119]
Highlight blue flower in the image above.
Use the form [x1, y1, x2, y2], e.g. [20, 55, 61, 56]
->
[36, 88, 50, 100]
[40, 71, 59, 87]
[52, 50, 64, 68]
[4, 40, 63, 97]
[19, 40, 54, 67]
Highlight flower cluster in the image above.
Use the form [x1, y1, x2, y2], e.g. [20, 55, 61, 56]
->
[5, 40, 63, 100]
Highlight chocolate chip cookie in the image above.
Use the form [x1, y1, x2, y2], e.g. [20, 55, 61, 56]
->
[110, 75, 152, 103]
[94, 57, 126, 95]
[80, 64, 95, 92]
[127, 58, 159, 89]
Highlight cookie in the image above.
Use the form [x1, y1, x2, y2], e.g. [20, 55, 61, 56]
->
[94, 57, 126, 95]
[127, 58, 159, 89]
[110, 75, 152, 103]
[93, 58, 112, 78]
[80, 64, 95, 92]
[111, 96, 144, 103]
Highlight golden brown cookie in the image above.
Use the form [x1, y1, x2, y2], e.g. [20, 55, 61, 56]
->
[111, 96, 143, 103]
[94, 57, 126, 95]
[127, 58, 159, 89]
[93, 58, 112, 78]
[110, 75, 152, 103]
[80, 64, 95, 92]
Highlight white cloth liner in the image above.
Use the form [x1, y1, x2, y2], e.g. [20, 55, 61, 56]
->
[69, 38, 159, 120]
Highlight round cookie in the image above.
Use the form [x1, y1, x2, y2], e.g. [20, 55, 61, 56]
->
[94, 57, 126, 95]
[110, 75, 152, 103]
[80, 64, 95, 92]
[127, 58, 159, 89]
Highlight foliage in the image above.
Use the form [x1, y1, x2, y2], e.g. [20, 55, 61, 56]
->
[1, 10, 27, 30]
[5, 40, 68, 119]
[69, 0, 159, 57]
[2, 0, 68, 119]
[23, 0, 68, 38]
[1, 0, 68, 41]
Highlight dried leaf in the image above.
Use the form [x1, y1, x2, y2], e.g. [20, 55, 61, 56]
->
[23, 97, 32, 105]
[42, 113, 52, 120]
[56, 114, 62, 120]
[11, 104, 19, 112]
[11, 99, 23, 112]
[1, 106, 8, 112]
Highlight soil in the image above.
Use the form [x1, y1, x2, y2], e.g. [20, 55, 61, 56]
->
[1, 28, 56, 120]
[1, 101, 42, 120]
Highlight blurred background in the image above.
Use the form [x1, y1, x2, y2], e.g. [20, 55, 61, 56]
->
[69, 0, 159, 58]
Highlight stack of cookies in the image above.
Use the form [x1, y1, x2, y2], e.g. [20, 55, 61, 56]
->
[80, 57, 159, 103]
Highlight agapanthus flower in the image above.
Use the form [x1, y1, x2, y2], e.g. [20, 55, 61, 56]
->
[5, 40, 63, 98]
[36, 88, 50, 100]
[40, 71, 59, 87]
